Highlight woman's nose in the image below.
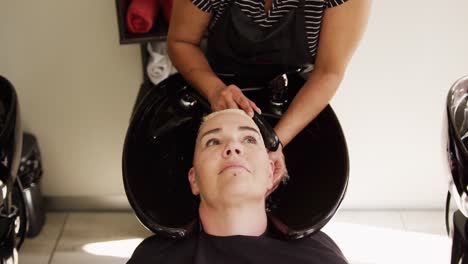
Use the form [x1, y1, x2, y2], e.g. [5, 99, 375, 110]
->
[223, 141, 243, 157]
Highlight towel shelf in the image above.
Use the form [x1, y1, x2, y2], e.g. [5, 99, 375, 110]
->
[115, 0, 169, 44]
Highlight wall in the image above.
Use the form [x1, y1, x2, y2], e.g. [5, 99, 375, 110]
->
[0, 0, 467, 209]
[0, 0, 142, 206]
[333, 0, 468, 208]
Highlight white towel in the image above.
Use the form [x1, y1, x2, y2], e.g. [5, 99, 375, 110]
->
[146, 42, 178, 85]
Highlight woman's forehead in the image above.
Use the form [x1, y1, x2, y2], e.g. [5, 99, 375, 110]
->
[201, 111, 257, 131]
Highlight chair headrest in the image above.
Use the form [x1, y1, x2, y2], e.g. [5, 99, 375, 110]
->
[0, 76, 22, 184]
[445, 75, 468, 216]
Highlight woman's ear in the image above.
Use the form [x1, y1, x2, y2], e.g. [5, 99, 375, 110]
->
[267, 160, 275, 189]
[188, 167, 200, 195]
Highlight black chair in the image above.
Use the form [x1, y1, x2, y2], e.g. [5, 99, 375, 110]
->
[445, 75, 468, 264]
[18, 132, 46, 238]
[123, 70, 349, 240]
[0, 76, 24, 264]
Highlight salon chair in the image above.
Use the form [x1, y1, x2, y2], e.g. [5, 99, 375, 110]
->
[18, 132, 45, 238]
[444, 75, 468, 263]
[0, 76, 24, 264]
[123, 69, 349, 240]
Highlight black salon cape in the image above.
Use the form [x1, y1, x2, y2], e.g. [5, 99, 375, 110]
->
[127, 230, 348, 264]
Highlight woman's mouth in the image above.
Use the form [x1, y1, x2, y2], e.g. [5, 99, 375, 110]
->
[219, 163, 250, 174]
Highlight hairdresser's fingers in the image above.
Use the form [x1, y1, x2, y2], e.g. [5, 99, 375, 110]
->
[210, 91, 233, 111]
[225, 97, 238, 109]
[267, 167, 287, 196]
[266, 147, 288, 196]
[209, 84, 261, 116]
[211, 84, 240, 110]
[274, 161, 287, 185]
[250, 101, 261, 114]
[236, 96, 254, 117]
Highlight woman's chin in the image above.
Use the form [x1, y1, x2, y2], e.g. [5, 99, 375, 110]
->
[219, 184, 265, 204]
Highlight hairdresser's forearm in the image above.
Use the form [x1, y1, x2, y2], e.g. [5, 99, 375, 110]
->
[168, 41, 225, 101]
[274, 69, 344, 146]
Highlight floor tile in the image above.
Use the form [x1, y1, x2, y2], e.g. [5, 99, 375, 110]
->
[330, 210, 405, 230]
[50, 212, 152, 264]
[400, 210, 447, 236]
[323, 210, 451, 264]
[19, 212, 68, 264]
[324, 222, 451, 264]
[16, 210, 455, 264]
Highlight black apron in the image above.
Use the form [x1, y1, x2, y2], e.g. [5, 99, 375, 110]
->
[206, 0, 313, 76]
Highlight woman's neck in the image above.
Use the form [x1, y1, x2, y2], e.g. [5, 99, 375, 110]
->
[199, 202, 268, 236]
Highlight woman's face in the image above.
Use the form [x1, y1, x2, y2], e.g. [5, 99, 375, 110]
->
[189, 111, 274, 207]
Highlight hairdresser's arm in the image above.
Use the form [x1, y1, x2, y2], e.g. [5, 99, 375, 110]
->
[274, 0, 371, 147]
[167, 0, 259, 116]
[267, 0, 371, 193]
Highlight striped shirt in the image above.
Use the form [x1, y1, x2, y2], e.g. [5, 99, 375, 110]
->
[191, 0, 348, 60]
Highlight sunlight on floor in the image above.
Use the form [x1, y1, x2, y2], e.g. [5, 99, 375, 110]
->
[323, 223, 452, 264]
[81, 223, 452, 263]
[82, 238, 144, 258]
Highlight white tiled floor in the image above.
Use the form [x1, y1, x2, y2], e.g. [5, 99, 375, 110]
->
[19, 210, 453, 264]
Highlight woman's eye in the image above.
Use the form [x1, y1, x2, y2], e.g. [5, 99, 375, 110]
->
[206, 138, 220, 147]
[243, 136, 257, 144]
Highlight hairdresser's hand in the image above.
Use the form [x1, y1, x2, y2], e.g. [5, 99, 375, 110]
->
[266, 144, 288, 197]
[208, 84, 261, 117]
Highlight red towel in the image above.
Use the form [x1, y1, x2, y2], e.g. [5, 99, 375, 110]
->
[126, 0, 159, 33]
[161, 0, 173, 24]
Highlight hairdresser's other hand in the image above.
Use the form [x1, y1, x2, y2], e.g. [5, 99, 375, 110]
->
[266, 143, 288, 197]
[208, 84, 261, 117]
